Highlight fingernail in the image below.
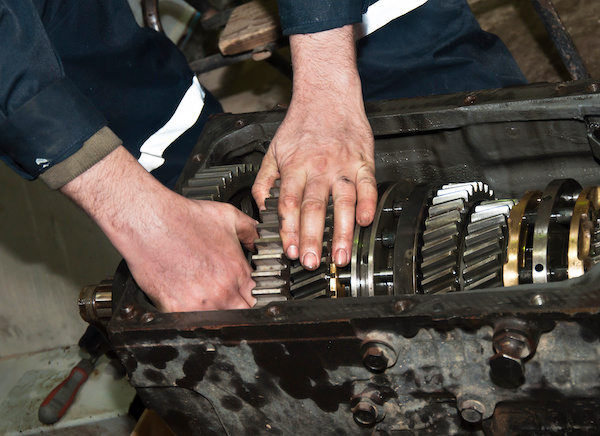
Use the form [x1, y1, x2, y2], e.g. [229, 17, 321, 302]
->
[287, 245, 299, 259]
[302, 252, 319, 270]
[359, 210, 371, 225]
[335, 249, 348, 266]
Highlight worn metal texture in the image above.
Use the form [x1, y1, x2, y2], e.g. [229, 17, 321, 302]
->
[175, 79, 600, 199]
[109, 80, 600, 434]
[108, 261, 600, 434]
[529, 0, 590, 80]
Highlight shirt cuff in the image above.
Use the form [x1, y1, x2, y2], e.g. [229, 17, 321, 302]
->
[40, 127, 121, 189]
[277, 0, 366, 35]
[0, 77, 107, 180]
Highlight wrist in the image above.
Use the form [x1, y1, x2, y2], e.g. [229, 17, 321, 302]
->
[289, 25, 362, 102]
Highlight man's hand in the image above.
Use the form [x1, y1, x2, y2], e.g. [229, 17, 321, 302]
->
[252, 25, 377, 270]
[61, 146, 258, 312]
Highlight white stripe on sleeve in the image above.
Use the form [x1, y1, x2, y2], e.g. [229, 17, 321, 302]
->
[138, 76, 206, 172]
[357, 0, 429, 39]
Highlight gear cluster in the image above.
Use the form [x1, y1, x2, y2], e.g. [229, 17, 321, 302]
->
[186, 166, 600, 303]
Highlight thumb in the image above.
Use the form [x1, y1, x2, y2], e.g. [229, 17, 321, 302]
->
[252, 152, 279, 210]
[234, 209, 259, 251]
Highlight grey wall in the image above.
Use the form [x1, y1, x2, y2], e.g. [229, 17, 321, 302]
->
[0, 163, 121, 358]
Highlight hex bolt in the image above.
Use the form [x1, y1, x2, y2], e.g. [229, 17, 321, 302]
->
[351, 400, 378, 426]
[489, 325, 537, 387]
[493, 329, 532, 360]
[489, 352, 525, 385]
[361, 341, 397, 373]
[459, 399, 486, 424]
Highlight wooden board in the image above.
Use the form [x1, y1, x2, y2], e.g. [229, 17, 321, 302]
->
[219, 0, 280, 56]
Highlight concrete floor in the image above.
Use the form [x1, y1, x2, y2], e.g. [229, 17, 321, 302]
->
[0, 0, 598, 432]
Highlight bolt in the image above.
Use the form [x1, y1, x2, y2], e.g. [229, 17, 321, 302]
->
[235, 119, 245, 128]
[351, 400, 378, 427]
[361, 342, 396, 373]
[463, 95, 477, 105]
[489, 352, 525, 386]
[587, 83, 600, 93]
[459, 399, 486, 424]
[493, 330, 532, 359]
[364, 347, 388, 372]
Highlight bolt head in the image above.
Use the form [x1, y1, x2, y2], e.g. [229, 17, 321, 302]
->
[459, 399, 486, 423]
[489, 352, 525, 386]
[494, 330, 532, 359]
[363, 346, 389, 372]
[351, 401, 378, 427]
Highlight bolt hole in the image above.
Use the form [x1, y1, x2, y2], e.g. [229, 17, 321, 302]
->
[266, 305, 282, 317]
[534, 264, 544, 272]
[394, 299, 412, 312]
[530, 294, 546, 306]
[141, 313, 155, 323]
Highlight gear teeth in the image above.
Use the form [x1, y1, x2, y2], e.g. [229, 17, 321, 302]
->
[460, 200, 515, 291]
[419, 182, 494, 294]
[181, 164, 257, 202]
[251, 181, 333, 306]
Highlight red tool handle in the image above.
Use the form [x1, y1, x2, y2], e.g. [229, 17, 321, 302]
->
[38, 358, 94, 425]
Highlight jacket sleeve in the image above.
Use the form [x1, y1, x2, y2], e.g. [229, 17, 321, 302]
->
[0, 0, 120, 189]
[276, 0, 374, 35]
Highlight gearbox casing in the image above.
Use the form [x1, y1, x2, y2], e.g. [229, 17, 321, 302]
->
[107, 80, 600, 435]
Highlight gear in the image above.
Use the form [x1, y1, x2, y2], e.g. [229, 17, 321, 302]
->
[419, 182, 494, 294]
[251, 182, 334, 306]
[181, 164, 258, 203]
[460, 200, 515, 291]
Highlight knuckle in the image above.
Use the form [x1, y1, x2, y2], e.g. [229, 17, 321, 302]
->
[357, 173, 377, 189]
[280, 194, 302, 211]
[301, 197, 328, 213]
[334, 194, 357, 209]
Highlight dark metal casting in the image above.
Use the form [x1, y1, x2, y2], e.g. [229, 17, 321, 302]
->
[81, 80, 600, 435]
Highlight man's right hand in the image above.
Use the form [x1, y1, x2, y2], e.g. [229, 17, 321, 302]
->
[61, 146, 258, 312]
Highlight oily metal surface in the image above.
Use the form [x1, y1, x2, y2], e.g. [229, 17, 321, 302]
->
[109, 263, 600, 434]
[112, 81, 600, 434]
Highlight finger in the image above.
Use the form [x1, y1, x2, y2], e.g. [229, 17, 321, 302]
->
[278, 169, 306, 260]
[355, 165, 377, 227]
[331, 176, 357, 267]
[252, 152, 279, 210]
[238, 273, 258, 308]
[233, 209, 259, 252]
[298, 175, 330, 270]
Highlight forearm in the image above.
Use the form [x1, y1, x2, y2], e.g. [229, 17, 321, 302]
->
[60, 146, 173, 261]
[61, 146, 258, 312]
